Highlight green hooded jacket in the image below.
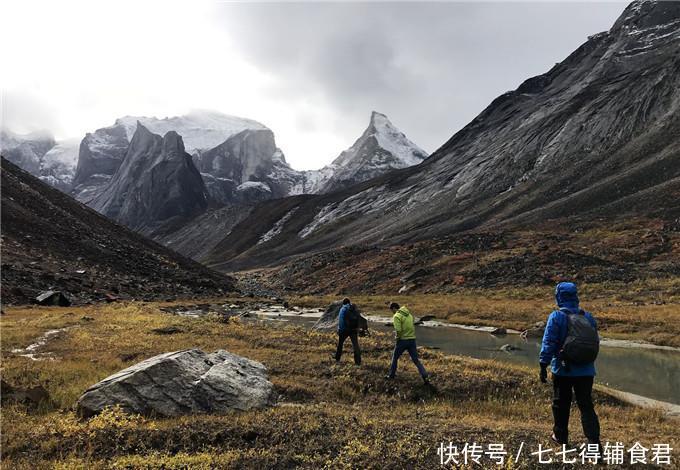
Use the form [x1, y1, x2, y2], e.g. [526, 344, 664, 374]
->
[393, 306, 416, 340]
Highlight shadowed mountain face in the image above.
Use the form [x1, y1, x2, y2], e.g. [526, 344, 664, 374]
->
[70, 111, 272, 204]
[196, 128, 302, 203]
[0, 158, 233, 305]
[205, 0, 680, 271]
[89, 124, 209, 236]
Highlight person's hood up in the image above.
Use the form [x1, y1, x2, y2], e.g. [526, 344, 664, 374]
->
[396, 306, 411, 317]
[555, 282, 579, 311]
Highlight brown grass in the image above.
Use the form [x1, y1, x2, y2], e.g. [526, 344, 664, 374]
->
[1, 301, 678, 469]
[292, 279, 680, 347]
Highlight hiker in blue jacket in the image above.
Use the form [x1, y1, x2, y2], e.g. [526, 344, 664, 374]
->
[539, 282, 601, 448]
[335, 298, 361, 365]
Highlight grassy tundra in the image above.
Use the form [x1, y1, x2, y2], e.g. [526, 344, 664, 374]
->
[294, 279, 680, 347]
[1, 301, 678, 469]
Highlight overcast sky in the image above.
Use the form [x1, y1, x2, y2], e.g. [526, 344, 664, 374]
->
[1, 0, 626, 170]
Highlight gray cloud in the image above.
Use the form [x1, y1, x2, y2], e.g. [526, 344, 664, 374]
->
[215, 2, 626, 154]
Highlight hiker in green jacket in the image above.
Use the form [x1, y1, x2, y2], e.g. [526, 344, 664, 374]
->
[386, 302, 429, 383]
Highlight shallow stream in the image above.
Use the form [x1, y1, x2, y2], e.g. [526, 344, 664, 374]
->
[249, 307, 680, 405]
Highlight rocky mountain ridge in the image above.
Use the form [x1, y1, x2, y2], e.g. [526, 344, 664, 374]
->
[4, 110, 427, 209]
[0, 158, 233, 305]
[203, 0, 680, 273]
[3, 110, 429, 257]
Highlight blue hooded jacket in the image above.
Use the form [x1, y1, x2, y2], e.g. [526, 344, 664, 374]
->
[338, 304, 350, 332]
[539, 282, 598, 377]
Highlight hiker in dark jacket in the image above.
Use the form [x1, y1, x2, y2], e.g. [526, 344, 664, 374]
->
[335, 298, 361, 365]
[539, 282, 601, 448]
[386, 302, 429, 383]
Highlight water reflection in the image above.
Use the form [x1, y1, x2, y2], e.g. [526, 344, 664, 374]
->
[259, 314, 680, 405]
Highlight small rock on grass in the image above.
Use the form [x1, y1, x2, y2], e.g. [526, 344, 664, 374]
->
[150, 326, 184, 335]
[1, 379, 50, 409]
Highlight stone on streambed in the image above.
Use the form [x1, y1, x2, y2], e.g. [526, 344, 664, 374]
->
[313, 301, 345, 330]
[313, 301, 368, 332]
[521, 321, 546, 339]
[414, 315, 436, 325]
[76, 349, 275, 418]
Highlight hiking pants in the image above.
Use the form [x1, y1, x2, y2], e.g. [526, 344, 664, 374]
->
[552, 375, 600, 444]
[388, 339, 428, 378]
[335, 330, 361, 365]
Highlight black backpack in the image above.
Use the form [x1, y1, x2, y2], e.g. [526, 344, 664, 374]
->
[559, 308, 599, 365]
[346, 304, 360, 330]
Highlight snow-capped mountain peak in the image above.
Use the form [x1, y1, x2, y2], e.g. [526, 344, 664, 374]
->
[306, 111, 428, 193]
[367, 111, 428, 167]
[115, 110, 267, 155]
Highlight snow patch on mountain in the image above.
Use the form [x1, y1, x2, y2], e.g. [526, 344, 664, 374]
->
[43, 139, 78, 168]
[116, 110, 267, 155]
[304, 112, 428, 194]
[237, 181, 271, 192]
[258, 207, 299, 245]
[370, 112, 428, 167]
[1, 129, 78, 190]
[40, 138, 80, 186]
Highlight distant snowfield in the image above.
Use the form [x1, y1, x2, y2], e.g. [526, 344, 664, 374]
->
[116, 111, 267, 156]
[42, 139, 79, 168]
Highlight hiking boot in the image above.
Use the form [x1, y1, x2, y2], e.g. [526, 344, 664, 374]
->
[422, 376, 431, 385]
[551, 433, 567, 445]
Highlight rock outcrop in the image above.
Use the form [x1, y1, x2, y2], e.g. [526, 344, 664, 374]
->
[72, 123, 130, 202]
[89, 124, 208, 235]
[196, 128, 302, 203]
[313, 301, 367, 331]
[77, 349, 275, 418]
[1, 129, 56, 175]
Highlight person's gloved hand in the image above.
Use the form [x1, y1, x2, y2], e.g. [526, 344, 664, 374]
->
[539, 363, 549, 383]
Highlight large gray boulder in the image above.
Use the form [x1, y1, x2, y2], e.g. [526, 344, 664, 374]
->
[77, 349, 275, 418]
[313, 301, 367, 332]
